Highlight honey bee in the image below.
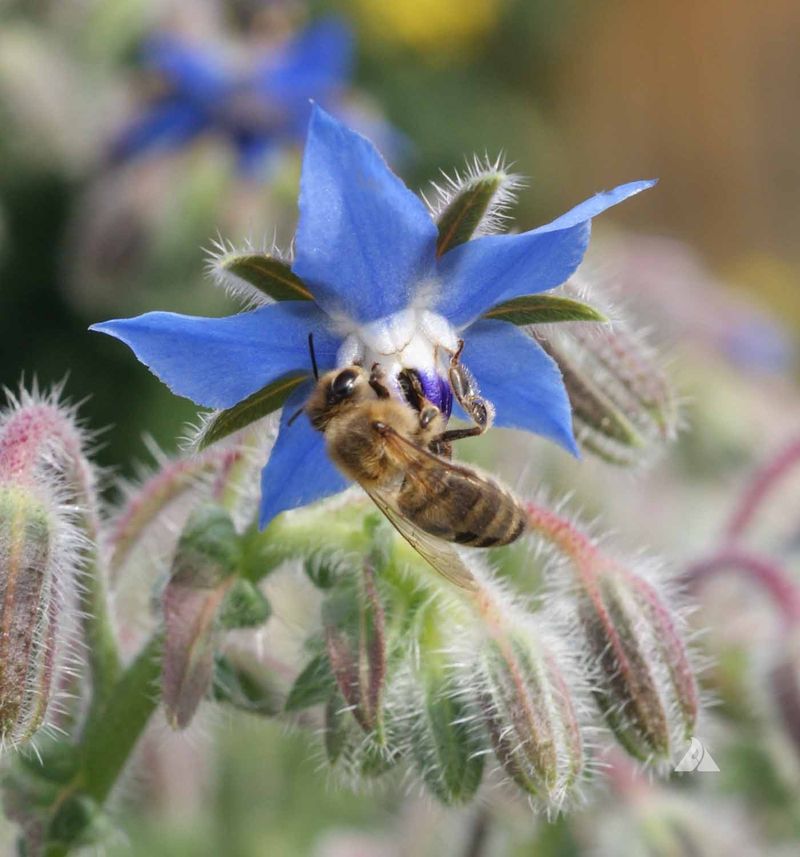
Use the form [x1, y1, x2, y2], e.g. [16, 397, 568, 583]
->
[301, 337, 528, 590]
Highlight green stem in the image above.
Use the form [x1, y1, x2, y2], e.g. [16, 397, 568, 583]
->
[44, 634, 163, 857]
[78, 526, 122, 720]
[64, 454, 122, 723]
[76, 633, 163, 803]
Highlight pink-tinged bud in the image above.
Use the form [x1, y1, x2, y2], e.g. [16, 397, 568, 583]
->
[0, 390, 86, 750]
[162, 504, 241, 730]
[524, 501, 698, 765]
[0, 486, 69, 748]
[477, 628, 585, 807]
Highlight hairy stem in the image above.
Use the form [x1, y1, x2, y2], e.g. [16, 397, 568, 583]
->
[107, 447, 240, 576]
[724, 436, 800, 539]
[685, 547, 800, 627]
[45, 634, 163, 857]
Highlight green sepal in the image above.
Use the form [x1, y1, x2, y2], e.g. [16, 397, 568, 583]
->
[162, 505, 240, 729]
[198, 371, 307, 450]
[483, 294, 607, 326]
[323, 692, 349, 764]
[285, 652, 336, 712]
[212, 654, 281, 717]
[219, 252, 313, 301]
[219, 579, 271, 630]
[412, 676, 485, 804]
[436, 172, 506, 256]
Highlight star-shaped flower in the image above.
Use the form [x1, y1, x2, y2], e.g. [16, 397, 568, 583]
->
[109, 18, 354, 175]
[92, 106, 655, 528]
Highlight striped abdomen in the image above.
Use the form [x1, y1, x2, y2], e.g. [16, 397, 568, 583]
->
[397, 467, 527, 548]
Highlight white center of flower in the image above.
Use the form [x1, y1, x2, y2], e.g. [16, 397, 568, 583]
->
[336, 308, 460, 394]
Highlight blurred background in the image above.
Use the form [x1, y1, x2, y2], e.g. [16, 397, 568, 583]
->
[1, 0, 799, 855]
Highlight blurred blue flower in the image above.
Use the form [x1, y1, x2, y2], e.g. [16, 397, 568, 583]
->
[109, 17, 354, 175]
[92, 107, 654, 527]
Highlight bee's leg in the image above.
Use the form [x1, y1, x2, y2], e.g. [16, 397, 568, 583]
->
[368, 362, 391, 399]
[431, 340, 495, 451]
[397, 368, 426, 412]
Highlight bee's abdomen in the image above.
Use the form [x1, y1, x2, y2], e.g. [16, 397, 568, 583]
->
[398, 472, 527, 548]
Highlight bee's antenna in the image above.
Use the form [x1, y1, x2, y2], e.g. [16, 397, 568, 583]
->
[308, 332, 319, 380]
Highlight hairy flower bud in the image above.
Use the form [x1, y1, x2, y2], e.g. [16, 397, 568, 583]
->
[0, 390, 85, 751]
[535, 287, 677, 465]
[404, 614, 485, 805]
[0, 487, 65, 748]
[523, 501, 699, 766]
[577, 567, 697, 763]
[476, 624, 585, 808]
[322, 560, 386, 735]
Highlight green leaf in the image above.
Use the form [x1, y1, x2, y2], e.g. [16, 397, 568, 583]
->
[483, 294, 607, 325]
[436, 172, 506, 256]
[219, 253, 313, 301]
[285, 652, 336, 712]
[198, 371, 307, 450]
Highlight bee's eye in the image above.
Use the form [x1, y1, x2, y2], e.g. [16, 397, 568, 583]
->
[330, 368, 359, 400]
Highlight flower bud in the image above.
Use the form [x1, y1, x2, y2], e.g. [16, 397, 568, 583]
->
[523, 500, 698, 765]
[162, 504, 240, 729]
[535, 293, 676, 465]
[0, 484, 75, 750]
[400, 602, 486, 804]
[322, 561, 386, 734]
[477, 627, 584, 807]
[577, 567, 698, 763]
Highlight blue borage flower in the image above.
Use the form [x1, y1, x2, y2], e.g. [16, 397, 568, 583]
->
[92, 107, 655, 527]
[110, 18, 354, 175]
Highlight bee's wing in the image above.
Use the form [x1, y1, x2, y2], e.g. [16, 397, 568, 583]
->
[364, 487, 478, 591]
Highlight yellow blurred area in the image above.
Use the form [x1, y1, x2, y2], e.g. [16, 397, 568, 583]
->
[349, 0, 503, 57]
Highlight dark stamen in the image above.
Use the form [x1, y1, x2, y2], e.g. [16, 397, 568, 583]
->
[308, 332, 319, 380]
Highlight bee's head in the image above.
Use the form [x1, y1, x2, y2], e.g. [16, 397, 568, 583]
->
[306, 365, 373, 431]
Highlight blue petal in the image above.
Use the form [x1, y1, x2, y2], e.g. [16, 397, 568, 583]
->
[292, 106, 437, 323]
[460, 320, 578, 455]
[436, 223, 589, 328]
[533, 179, 657, 232]
[142, 34, 229, 102]
[259, 383, 350, 528]
[90, 302, 340, 409]
[109, 101, 208, 163]
[257, 18, 353, 107]
[436, 180, 657, 327]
